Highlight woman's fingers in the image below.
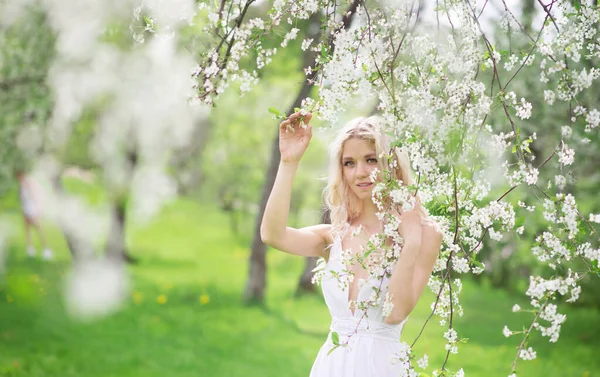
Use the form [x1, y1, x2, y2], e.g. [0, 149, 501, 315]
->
[289, 111, 313, 123]
[280, 119, 291, 133]
[288, 111, 302, 122]
[280, 111, 313, 133]
[304, 112, 313, 125]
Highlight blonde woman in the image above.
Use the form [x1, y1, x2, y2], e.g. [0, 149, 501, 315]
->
[261, 112, 442, 376]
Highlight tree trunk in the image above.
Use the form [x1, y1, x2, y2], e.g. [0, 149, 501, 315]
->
[105, 198, 137, 263]
[244, 16, 322, 304]
[104, 149, 138, 263]
[296, 207, 331, 296]
[243, 2, 360, 304]
[521, 0, 536, 35]
[171, 116, 212, 195]
[243, 83, 314, 304]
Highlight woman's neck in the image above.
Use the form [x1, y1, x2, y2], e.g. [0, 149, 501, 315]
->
[353, 198, 381, 231]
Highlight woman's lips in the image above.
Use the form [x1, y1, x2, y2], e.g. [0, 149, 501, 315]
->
[357, 182, 373, 189]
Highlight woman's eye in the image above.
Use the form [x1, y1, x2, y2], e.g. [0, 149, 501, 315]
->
[367, 158, 378, 164]
[343, 161, 355, 167]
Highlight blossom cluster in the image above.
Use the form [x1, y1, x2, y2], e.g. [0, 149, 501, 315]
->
[306, 1, 600, 376]
[185, 0, 332, 105]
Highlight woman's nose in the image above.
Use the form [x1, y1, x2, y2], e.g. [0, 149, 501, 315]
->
[357, 162, 369, 178]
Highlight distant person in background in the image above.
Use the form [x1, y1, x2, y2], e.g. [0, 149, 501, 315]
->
[15, 170, 53, 260]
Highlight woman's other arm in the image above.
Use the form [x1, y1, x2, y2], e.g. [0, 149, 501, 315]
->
[384, 212, 442, 325]
[412, 223, 443, 303]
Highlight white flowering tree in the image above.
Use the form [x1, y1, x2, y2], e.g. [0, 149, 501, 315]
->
[2, 0, 599, 375]
[303, 1, 600, 376]
[0, 5, 54, 194]
[0, 0, 207, 316]
[189, 0, 600, 374]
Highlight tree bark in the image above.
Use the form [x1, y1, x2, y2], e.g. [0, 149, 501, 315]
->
[244, 2, 360, 304]
[243, 81, 314, 304]
[104, 149, 138, 263]
[171, 117, 212, 195]
[105, 197, 137, 263]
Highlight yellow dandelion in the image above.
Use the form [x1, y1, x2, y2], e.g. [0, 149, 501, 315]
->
[132, 291, 143, 305]
[157, 294, 168, 304]
[200, 294, 210, 305]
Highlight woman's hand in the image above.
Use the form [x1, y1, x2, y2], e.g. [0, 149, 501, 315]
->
[279, 111, 313, 163]
[397, 208, 423, 245]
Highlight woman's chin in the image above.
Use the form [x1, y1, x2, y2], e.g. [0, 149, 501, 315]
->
[354, 190, 373, 200]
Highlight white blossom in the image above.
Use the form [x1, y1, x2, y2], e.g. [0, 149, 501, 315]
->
[301, 38, 313, 51]
[519, 347, 537, 360]
[544, 90, 556, 105]
[585, 109, 600, 130]
[515, 98, 532, 119]
[558, 144, 575, 165]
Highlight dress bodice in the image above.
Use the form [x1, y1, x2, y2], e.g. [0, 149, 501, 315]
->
[309, 226, 423, 376]
[320, 235, 405, 339]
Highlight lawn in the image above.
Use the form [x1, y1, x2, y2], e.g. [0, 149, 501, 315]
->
[0, 195, 598, 377]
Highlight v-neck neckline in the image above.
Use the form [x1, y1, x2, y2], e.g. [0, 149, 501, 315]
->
[336, 234, 369, 317]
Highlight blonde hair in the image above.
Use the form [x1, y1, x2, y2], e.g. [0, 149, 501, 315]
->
[323, 116, 417, 238]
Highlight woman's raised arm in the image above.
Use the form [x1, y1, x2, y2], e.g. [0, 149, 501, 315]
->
[260, 112, 331, 258]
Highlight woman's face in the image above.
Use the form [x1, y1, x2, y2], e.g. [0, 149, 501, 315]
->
[341, 137, 379, 200]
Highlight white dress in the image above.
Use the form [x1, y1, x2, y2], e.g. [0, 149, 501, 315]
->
[19, 183, 38, 220]
[309, 234, 407, 377]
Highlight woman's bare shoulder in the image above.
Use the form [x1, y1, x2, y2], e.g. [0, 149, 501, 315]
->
[316, 223, 334, 245]
[298, 223, 333, 245]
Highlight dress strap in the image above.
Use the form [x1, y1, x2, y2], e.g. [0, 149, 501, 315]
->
[340, 222, 351, 239]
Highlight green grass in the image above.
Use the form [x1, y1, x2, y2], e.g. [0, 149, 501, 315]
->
[0, 197, 599, 377]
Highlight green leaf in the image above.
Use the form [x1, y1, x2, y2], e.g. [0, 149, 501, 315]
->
[331, 331, 340, 345]
[268, 107, 281, 116]
[327, 344, 341, 355]
[368, 71, 380, 82]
